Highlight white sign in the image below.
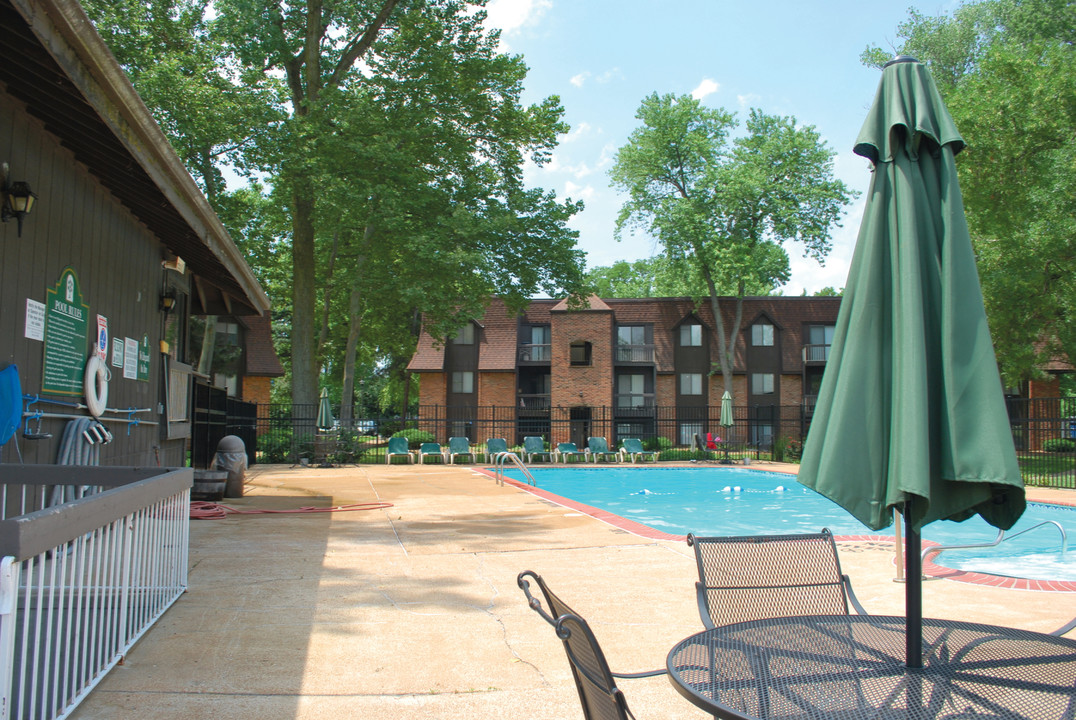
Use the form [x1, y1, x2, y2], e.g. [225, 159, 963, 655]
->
[95, 315, 109, 359]
[111, 337, 124, 367]
[124, 337, 138, 380]
[24, 298, 45, 341]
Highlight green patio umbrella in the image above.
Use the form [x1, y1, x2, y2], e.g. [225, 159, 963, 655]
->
[316, 388, 334, 431]
[719, 390, 734, 463]
[797, 57, 1024, 667]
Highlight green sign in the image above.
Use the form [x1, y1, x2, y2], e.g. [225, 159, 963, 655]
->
[138, 334, 150, 382]
[42, 267, 90, 396]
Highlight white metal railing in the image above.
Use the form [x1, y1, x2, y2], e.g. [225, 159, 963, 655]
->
[492, 452, 535, 486]
[0, 467, 191, 720]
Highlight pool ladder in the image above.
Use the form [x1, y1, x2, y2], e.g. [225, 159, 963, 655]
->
[922, 520, 1068, 564]
[492, 452, 535, 486]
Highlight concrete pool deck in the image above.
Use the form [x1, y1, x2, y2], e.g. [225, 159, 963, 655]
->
[68, 462, 1075, 720]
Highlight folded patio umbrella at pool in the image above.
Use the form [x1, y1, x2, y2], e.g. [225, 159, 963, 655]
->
[316, 388, 334, 431]
[796, 57, 1025, 666]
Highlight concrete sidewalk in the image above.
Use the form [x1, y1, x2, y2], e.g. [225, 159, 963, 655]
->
[68, 464, 1075, 720]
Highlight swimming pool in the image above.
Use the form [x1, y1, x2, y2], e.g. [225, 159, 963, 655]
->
[495, 466, 1076, 583]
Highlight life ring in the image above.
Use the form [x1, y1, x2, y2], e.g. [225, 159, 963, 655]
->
[84, 355, 109, 418]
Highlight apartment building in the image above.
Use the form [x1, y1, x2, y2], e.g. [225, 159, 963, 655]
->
[407, 295, 840, 449]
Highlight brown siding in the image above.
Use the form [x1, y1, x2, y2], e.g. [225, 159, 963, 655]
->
[1, 89, 181, 466]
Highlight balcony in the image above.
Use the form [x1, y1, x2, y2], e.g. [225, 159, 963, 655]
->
[803, 343, 831, 364]
[517, 394, 551, 417]
[615, 344, 654, 363]
[614, 393, 656, 418]
[518, 343, 552, 363]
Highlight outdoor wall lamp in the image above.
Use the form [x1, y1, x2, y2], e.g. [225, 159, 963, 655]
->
[159, 289, 177, 313]
[1, 164, 37, 238]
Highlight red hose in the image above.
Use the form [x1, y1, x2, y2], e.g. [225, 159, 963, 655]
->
[190, 500, 393, 520]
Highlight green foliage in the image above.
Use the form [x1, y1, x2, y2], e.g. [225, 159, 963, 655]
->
[1043, 438, 1076, 453]
[393, 429, 435, 449]
[773, 436, 803, 463]
[258, 429, 294, 464]
[863, 0, 1076, 385]
[610, 93, 855, 402]
[643, 436, 674, 452]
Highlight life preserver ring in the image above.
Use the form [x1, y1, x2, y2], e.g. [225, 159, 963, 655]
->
[84, 355, 109, 418]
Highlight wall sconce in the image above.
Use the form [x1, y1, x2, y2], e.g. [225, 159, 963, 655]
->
[159, 289, 177, 313]
[1, 164, 37, 238]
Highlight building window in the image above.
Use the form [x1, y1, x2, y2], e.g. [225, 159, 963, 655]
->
[751, 373, 774, 395]
[570, 341, 592, 366]
[451, 371, 474, 394]
[805, 324, 835, 362]
[752, 322, 774, 346]
[680, 422, 703, 446]
[454, 324, 475, 345]
[617, 325, 645, 346]
[617, 374, 645, 408]
[680, 373, 703, 396]
[680, 323, 702, 347]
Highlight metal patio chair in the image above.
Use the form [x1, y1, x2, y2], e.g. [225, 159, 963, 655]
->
[517, 570, 664, 720]
[687, 528, 867, 629]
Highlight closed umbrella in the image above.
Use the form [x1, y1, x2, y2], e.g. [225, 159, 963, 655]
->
[797, 57, 1024, 668]
[719, 390, 734, 463]
[316, 388, 334, 431]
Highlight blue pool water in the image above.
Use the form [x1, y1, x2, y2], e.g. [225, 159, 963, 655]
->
[499, 466, 1076, 582]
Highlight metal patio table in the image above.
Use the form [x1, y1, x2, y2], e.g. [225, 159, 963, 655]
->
[667, 615, 1076, 720]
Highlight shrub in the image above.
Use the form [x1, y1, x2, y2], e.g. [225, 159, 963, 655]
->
[1043, 438, 1076, 453]
[393, 429, 435, 449]
[643, 436, 673, 452]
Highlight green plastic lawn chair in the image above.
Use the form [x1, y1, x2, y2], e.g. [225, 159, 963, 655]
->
[447, 436, 477, 464]
[556, 442, 588, 463]
[620, 438, 658, 463]
[417, 442, 446, 464]
[485, 438, 509, 463]
[523, 436, 553, 463]
[587, 437, 620, 463]
[385, 436, 413, 464]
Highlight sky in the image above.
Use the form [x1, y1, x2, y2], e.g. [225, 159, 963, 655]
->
[480, 0, 959, 295]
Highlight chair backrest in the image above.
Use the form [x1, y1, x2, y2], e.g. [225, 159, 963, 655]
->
[523, 436, 545, 454]
[387, 436, 409, 454]
[517, 571, 635, 720]
[558, 442, 578, 453]
[688, 529, 851, 628]
[448, 436, 470, 454]
[587, 437, 609, 453]
[419, 442, 441, 454]
[487, 438, 508, 455]
[621, 438, 643, 453]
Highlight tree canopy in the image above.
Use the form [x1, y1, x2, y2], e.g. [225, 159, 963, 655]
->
[863, 0, 1076, 385]
[609, 93, 854, 400]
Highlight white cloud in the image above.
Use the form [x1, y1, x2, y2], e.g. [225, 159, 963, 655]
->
[596, 68, 622, 84]
[482, 0, 552, 36]
[562, 122, 592, 143]
[564, 181, 595, 201]
[570, 71, 590, 88]
[692, 78, 720, 100]
[737, 93, 762, 108]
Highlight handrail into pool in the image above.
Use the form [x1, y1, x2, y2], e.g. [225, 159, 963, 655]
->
[493, 452, 535, 486]
[923, 520, 1068, 564]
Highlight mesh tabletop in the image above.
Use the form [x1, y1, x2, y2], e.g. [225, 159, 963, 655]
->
[667, 615, 1076, 720]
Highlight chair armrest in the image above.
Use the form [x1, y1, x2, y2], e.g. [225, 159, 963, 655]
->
[842, 574, 868, 615]
[611, 668, 666, 679]
[1050, 617, 1076, 636]
[695, 581, 716, 630]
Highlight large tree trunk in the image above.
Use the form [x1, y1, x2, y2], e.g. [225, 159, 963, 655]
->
[291, 191, 318, 409]
[339, 282, 364, 422]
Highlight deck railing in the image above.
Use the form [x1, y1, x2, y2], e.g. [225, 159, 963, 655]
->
[0, 466, 191, 720]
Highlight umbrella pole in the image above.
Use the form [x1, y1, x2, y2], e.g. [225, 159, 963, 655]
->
[904, 500, 923, 668]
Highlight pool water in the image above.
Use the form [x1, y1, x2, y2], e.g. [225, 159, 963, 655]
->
[499, 466, 1076, 582]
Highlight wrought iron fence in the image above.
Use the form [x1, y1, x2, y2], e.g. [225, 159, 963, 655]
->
[240, 398, 1076, 489]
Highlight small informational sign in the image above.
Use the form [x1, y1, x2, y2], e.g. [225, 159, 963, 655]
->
[24, 299, 45, 341]
[137, 334, 150, 382]
[95, 315, 109, 360]
[111, 337, 125, 367]
[42, 268, 90, 396]
[124, 337, 138, 380]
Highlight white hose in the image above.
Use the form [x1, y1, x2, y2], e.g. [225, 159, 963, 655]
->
[84, 355, 109, 418]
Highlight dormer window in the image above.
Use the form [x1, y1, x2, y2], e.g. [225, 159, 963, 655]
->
[453, 324, 475, 345]
[680, 323, 702, 347]
[751, 322, 774, 347]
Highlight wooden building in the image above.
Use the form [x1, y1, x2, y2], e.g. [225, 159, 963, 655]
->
[0, 0, 271, 466]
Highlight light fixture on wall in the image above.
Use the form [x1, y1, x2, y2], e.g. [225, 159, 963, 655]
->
[159, 289, 177, 313]
[1, 163, 37, 238]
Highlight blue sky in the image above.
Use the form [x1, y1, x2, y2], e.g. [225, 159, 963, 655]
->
[482, 0, 957, 295]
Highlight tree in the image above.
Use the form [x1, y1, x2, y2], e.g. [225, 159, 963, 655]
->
[863, 0, 1076, 386]
[609, 93, 854, 400]
[586, 256, 707, 298]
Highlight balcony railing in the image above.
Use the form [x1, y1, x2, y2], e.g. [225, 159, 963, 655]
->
[615, 344, 654, 363]
[517, 344, 552, 362]
[517, 394, 551, 417]
[803, 344, 831, 363]
[614, 394, 656, 417]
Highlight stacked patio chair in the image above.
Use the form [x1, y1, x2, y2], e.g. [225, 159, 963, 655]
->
[586, 437, 620, 463]
[687, 528, 867, 629]
[517, 570, 664, 720]
[446, 436, 478, 464]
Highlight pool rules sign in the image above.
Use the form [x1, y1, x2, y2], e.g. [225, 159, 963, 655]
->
[43, 267, 89, 396]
